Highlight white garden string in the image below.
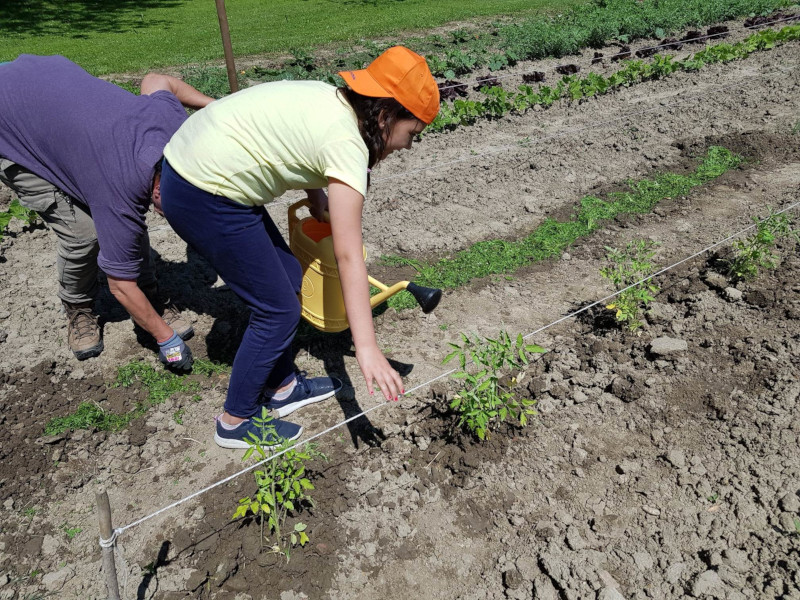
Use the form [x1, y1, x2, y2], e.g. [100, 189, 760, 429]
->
[115, 16, 800, 551]
[106, 198, 800, 544]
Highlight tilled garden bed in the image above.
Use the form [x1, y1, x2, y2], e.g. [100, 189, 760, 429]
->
[1, 12, 799, 600]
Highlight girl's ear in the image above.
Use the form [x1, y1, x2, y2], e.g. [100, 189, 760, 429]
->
[377, 108, 387, 131]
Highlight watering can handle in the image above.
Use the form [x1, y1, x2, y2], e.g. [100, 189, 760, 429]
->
[288, 197, 330, 232]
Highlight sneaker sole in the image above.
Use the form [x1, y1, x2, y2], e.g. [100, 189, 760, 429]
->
[73, 340, 104, 361]
[271, 381, 343, 418]
[214, 425, 303, 450]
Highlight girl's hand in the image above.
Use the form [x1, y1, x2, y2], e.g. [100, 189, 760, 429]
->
[356, 345, 404, 402]
[305, 188, 329, 222]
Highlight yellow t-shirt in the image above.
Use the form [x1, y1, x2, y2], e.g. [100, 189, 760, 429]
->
[163, 81, 368, 206]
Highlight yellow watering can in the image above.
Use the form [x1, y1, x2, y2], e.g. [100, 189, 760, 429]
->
[288, 199, 442, 333]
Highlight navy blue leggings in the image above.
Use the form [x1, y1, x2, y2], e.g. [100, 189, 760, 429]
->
[160, 160, 302, 418]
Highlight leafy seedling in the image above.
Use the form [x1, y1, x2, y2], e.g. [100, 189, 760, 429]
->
[444, 330, 545, 441]
[601, 239, 660, 332]
[728, 211, 798, 281]
[232, 408, 324, 560]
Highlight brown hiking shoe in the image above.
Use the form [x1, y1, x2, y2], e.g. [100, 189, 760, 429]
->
[63, 302, 103, 360]
[161, 302, 194, 340]
[142, 285, 194, 340]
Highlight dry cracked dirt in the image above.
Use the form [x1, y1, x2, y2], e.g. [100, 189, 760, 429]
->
[1, 13, 799, 600]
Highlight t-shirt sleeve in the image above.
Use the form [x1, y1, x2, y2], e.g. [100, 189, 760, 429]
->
[92, 204, 149, 281]
[318, 135, 369, 198]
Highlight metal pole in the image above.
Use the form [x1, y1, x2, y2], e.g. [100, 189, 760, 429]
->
[96, 491, 121, 600]
[215, 0, 239, 93]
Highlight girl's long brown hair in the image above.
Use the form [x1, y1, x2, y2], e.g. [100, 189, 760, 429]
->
[337, 87, 415, 176]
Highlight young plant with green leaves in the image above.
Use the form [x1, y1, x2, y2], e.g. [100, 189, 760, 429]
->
[232, 408, 323, 560]
[0, 198, 39, 242]
[444, 331, 546, 440]
[601, 239, 660, 331]
[728, 211, 797, 281]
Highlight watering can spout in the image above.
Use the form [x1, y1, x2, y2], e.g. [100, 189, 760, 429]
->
[366, 278, 442, 314]
[289, 199, 443, 333]
[406, 282, 442, 313]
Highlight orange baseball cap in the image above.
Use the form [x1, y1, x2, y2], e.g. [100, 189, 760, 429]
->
[339, 46, 440, 124]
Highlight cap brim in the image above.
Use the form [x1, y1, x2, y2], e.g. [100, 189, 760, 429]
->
[338, 68, 390, 98]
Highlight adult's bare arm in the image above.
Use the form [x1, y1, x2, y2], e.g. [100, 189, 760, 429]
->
[107, 276, 174, 343]
[140, 73, 214, 110]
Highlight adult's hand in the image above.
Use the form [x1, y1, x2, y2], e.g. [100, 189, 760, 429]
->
[140, 73, 214, 110]
[157, 331, 193, 371]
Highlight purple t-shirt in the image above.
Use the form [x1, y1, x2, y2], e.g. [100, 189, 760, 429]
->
[0, 54, 187, 279]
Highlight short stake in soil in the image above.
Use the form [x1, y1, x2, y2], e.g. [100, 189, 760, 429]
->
[232, 408, 324, 561]
[444, 331, 546, 440]
[96, 490, 121, 600]
[600, 239, 661, 331]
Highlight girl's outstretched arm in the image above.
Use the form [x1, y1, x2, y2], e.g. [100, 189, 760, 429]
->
[328, 178, 404, 401]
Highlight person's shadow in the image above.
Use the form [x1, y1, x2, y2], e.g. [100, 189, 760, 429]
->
[294, 322, 413, 449]
[122, 242, 414, 450]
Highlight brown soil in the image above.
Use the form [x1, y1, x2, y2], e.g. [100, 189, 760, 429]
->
[1, 14, 799, 600]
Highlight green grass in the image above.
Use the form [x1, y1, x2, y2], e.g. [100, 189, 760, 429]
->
[0, 0, 583, 75]
[42, 358, 230, 436]
[386, 146, 742, 309]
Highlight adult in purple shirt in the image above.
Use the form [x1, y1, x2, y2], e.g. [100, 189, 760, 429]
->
[0, 55, 213, 367]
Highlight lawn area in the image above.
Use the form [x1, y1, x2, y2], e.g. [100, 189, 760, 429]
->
[0, 0, 584, 75]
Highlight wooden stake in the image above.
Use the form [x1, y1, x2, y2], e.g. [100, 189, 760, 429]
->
[215, 0, 239, 93]
[96, 491, 121, 600]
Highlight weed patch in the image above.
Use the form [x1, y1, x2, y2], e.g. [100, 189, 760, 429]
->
[43, 358, 229, 436]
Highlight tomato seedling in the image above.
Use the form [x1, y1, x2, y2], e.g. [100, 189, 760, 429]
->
[232, 408, 324, 561]
[728, 211, 797, 281]
[600, 239, 660, 332]
[444, 330, 545, 441]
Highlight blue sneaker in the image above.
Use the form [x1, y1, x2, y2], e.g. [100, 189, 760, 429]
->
[263, 371, 342, 417]
[213, 415, 303, 450]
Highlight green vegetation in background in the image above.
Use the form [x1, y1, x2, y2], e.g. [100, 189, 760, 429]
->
[384, 146, 742, 309]
[208, 0, 792, 97]
[0, 0, 582, 75]
[498, 0, 793, 62]
[43, 358, 231, 435]
[429, 24, 800, 131]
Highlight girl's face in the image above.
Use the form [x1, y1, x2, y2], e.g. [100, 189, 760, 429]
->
[381, 117, 426, 158]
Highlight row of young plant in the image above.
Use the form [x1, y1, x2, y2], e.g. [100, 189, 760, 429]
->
[233, 208, 799, 558]
[428, 23, 800, 133]
[382, 146, 742, 314]
[236, 1, 788, 89]
[598, 210, 798, 333]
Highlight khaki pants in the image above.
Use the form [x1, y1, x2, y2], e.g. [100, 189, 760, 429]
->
[0, 157, 156, 304]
